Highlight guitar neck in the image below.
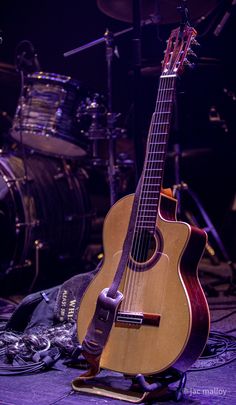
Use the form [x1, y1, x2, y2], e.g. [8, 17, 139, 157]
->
[136, 75, 177, 232]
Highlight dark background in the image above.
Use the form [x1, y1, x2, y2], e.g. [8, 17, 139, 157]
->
[1, 0, 236, 261]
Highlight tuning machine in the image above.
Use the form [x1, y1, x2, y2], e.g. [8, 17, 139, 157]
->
[191, 38, 200, 47]
[183, 58, 195, 70]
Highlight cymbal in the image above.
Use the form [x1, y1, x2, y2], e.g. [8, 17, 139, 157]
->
[0, 62, 17, 73]
[0, 62, 18, 85]
[167, 148, 212, 160]
[140, 65, 161, 77]
[97, 0, 157, 23]
[97, 0, 220, 24]
[136, 57, 220, 77]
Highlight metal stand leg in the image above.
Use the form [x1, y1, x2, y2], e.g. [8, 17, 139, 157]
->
[171, 143, 236, 293]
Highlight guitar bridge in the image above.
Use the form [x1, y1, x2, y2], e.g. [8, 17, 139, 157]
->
[115, 311, 161, 328]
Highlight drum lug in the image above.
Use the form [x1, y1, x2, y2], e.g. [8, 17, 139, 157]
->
[6, 259, 32, 274]
[4, 175, 33, 185]
[34, 239, 44, 249]
[16, 219, 40, 231]
[54, 172, 65, 180]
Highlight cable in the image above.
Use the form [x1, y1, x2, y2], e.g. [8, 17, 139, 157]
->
[211, 309, 236, 323]
[48, 390, 75, 405]
[189, 331, 236, 372]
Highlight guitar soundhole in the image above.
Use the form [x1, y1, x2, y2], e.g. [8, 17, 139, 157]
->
[131, 230, 157, 264]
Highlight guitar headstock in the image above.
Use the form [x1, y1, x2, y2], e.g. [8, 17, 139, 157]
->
[162, 25, 198, 77]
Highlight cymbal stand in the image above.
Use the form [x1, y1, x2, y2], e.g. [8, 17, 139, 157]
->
[64, 28, 136, 207]
[104, 29, 118, 206]
[172, 142, 236, 292]
[131, 0, 143, 182]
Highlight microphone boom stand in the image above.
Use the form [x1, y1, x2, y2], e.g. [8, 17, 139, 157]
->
[64, 29, 124, 206]
[104, 29, 118, 206]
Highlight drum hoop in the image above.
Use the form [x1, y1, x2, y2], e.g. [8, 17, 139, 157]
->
[26, 71, 80, 89]
[0, 156, 31, 266]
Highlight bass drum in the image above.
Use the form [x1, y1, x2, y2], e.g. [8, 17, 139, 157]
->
[0, 152, 91, 291]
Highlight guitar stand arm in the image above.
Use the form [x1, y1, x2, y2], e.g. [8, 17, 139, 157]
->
[132, 369, 187, 402]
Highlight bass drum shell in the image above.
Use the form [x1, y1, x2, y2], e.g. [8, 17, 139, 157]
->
[0, 153, 91, 290]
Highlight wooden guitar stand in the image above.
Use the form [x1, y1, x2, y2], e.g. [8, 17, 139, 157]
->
[72, 366, 187, 403]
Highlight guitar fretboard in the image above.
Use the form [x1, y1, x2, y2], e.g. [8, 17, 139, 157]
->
[135, 75, 176, 232]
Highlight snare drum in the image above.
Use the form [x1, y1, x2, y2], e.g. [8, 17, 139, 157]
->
[11, 72, 86, 158]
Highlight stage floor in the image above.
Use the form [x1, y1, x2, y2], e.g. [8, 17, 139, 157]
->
[0, 259, 236, 405]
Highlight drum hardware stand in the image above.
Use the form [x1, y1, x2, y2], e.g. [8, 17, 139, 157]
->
[171, 142, 236, 294]
[64, 28, 130, 206]
[103, 29, 119, 206]
[213, 0, 236, 37]
[5, 260, 32, 275]
[28, 240, 44, 293]
[63, 17, 159, 58]
[63, 17, 158, 203]
[131, 0, 144, 183]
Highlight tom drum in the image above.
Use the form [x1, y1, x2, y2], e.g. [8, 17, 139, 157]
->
[11, 72, 86, 158]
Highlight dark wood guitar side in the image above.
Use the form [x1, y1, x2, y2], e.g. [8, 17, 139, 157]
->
[77, 25, 210, 376]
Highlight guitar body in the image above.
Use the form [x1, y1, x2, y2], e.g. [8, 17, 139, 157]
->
[77, 192, 210, 375]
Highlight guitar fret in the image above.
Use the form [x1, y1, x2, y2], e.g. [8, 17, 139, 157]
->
[158, 87, 175, 91]
[144, 174, 162, 177]
[150, 132, 168, 135]
[145, 165, 163, 168]
[145, 160, 163, 163]
[142, 186, 161, 189]
[145, 168, 163, 171]
[143, 180, 161, 183]
[143, 202, 159, 206]
[138, 212, 157, 217]
[135, 224, 155, 230]
[140, 198, 159, 202]
[141, 189, 161, 193]
[156, 121, 169, 125]
[139, 209, 157, 214]
[142, 191, 160, 195]
[148, 151, 165, 155]
[141, 191, 160, 194]
[138, 213, 158, 219]
[146, 151, 165, 155]
[154, 111, 171, 115]
[142, 184, 161, 189]
[149, 141, 166, 145]
[136, 222, 156, 227]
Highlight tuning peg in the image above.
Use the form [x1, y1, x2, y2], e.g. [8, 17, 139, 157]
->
[184, 58, 195, 69]
[187, 49, 198, 60]
[191, 38, 200, 47]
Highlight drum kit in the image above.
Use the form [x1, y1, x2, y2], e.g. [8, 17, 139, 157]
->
[0, 0, 222, 293]
[0, 69, 93, 293]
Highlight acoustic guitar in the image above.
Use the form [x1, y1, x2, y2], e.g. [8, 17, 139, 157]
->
[77, 25, 210, 377]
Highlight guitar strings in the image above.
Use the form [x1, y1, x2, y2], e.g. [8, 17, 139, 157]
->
[121, 74, 175, 312]
[131, 75, 172, 306]
[121, 75, 170, 311]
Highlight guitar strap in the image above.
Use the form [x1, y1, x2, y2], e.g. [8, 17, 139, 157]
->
[78, 176, 143, 378]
